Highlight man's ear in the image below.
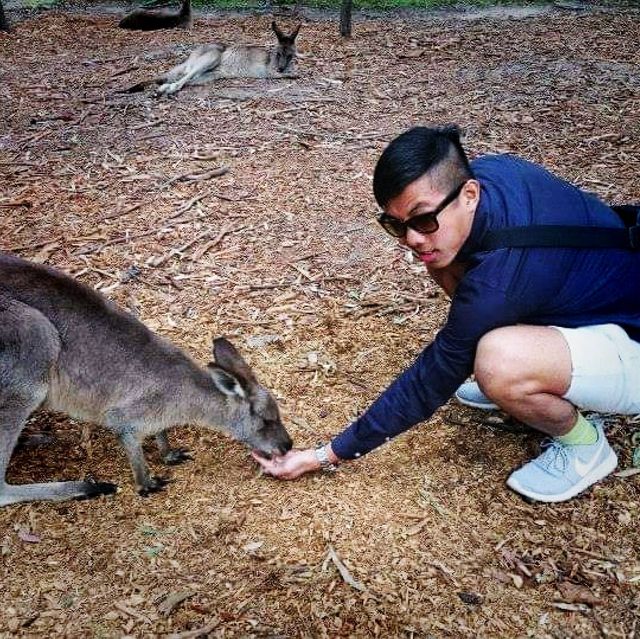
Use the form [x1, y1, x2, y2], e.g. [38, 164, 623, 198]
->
[207, 364, 246, 399]
[462, 179, 480, 208]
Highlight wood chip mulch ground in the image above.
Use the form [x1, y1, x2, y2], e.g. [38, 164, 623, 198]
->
[0, 3, 639, 637]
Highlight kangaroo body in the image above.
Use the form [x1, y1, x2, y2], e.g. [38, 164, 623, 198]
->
[126, 22, 300, 96]
[119, 0, 192, 31]
[0, 252, 292, 507]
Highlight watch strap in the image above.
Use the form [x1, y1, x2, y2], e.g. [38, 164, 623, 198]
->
[314, 444, 338, 472]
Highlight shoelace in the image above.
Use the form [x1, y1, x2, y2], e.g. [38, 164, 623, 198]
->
[533, 438, 571, 476]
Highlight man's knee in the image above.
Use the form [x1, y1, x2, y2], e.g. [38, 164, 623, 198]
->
[474, 328, 530, 402]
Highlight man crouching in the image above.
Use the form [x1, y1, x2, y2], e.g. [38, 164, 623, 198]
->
[254, 124, 640, 503]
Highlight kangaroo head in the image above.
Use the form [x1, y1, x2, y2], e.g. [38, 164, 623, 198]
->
[272, 21, 301, 73]
[207, 337, 292, 459]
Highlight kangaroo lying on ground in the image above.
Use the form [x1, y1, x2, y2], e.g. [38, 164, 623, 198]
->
[126, 21, 300, 96]
[119, 0, 192, 31]
[0, 252, 292, 507]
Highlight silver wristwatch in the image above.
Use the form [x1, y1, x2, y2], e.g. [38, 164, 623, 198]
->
[314, 444, 338, 472]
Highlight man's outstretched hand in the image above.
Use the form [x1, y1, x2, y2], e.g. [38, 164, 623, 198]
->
[251, 448, 320, 480]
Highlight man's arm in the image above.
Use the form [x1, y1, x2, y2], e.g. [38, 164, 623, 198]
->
[330, 277, 525, 460]
[254, 274, 529, 478]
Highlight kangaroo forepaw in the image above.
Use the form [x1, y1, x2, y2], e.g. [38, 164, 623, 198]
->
[74, 481, 118, 501]
[163, 448, 193, 465]
[138, 476, 171, 497]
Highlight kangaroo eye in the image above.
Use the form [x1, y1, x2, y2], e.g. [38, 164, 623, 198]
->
[261, 419, 278, 431]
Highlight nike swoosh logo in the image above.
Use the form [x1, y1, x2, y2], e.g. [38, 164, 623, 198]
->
[574, 439, 603, 477]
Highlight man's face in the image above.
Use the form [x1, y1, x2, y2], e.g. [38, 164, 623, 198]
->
[384, 173, 479, 269]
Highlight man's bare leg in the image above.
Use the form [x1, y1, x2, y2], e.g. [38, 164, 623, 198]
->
[473, 325, 575, 436]
[473, 325, 617, 502]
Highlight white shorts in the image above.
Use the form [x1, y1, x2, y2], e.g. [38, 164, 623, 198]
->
[553, 324, 640, 415]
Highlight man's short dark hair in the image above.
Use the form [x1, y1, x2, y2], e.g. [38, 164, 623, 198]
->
[373, 125, 474, 209]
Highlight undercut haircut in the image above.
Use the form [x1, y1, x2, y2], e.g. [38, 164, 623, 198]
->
[373, 125, 475, 209]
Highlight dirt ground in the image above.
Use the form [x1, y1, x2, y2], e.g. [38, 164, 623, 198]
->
[1, 3, 640, 638]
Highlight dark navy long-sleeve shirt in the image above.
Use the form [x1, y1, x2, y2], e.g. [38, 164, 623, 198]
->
[331, 154, 640, 460]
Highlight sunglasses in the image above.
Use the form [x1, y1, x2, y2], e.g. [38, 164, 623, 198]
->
[377, 181, 467, 238]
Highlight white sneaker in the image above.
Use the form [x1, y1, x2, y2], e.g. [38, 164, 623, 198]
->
[455, 381, 498, 410]
[506, 420, 618, 503]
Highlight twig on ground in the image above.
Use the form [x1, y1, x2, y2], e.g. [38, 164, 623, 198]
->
[326, 545, 365, 591]
[165, 191, 212, 220]
[165, 166, 229, 187]
[103, 203, 142, 221]
[166, 619, 221, 639]
[111, 65, 140, 78]
[191, 225, 241, 261]
[150, 230, 210, 267]
[0, 199, 33, 208]
[9, 235, 64, 252]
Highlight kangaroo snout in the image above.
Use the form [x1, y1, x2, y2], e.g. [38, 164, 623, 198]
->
[281, 433, 294, 453]
[274, 431, 294, 456]
[246, 421, 293, 460]
[253, 439, 292, 461]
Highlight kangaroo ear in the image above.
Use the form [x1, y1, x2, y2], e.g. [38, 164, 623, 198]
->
[207, 365, 246, 399]
[272, 21, 285, 40]
[291, 23, 301, 40]
[212, 337, 258, 390]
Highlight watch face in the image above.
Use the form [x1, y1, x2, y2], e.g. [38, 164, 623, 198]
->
[315, 446, 330, 466]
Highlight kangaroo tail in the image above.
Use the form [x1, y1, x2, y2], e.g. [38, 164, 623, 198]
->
[120, 76, 164, 94]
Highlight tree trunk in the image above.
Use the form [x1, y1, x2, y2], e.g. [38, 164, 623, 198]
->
[340, 0, 353, 38]
[0, 0, 10, 32]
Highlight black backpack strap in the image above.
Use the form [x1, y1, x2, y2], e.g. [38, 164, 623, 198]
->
[479, 205, 640, 252]
[480, 225, 640, 251]
[612, 204, 640, 226]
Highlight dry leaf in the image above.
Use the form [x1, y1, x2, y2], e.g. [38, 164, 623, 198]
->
[158, 590, 196, 617]
[398, 49, 424, 58]
[17, 530, 41, 543]
[515, 559, 533, 578]
[327, 545, 365, 591]
[406, 519, 429, 536]
[489, 569, 512, 585]
[557, 582, 602, 606]
[552, 602, 590, 613]
[614, 468, 640, 478]
[245, 334, 283, 349]
[618, 511, 632, 525]
[166, 619, 220, 639]
[32, 242, 60, 264]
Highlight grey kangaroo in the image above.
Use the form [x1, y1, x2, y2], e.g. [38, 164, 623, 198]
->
[119, 0, 192, 31]
[126, 22, 300, 96]
[0, 252, 292, 507]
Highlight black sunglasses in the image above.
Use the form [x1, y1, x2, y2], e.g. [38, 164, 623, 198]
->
[377, 181, 467, 238]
